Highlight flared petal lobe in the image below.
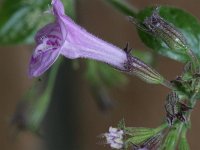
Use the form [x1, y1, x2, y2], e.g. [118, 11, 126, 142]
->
[29, 23, 63, 77]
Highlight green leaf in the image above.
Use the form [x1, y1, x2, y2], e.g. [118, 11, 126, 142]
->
[136, 6, 200, 63]
[124, 124, 167, 147]
[0, 0, 50, 44]
[125, 124, 166, 136]
[126, 133, 155, 146]
[0, 0, 75, 45]
[125, 127, 156, 137]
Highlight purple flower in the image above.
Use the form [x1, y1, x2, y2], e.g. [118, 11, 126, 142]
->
[29, 0, 166, 86]
[29, 0, 127, 77]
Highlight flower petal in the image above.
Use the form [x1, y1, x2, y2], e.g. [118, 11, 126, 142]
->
[62, 21, 127, 70]
[29, 23, 63, 77]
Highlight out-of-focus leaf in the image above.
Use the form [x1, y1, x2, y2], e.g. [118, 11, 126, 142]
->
[136, 6, 200, 63]
[132, 50, 154, 65]
[86, 60, 127, 87]
[0, 0, 50, 44]
[85, 61, 127, 111]
[0, 0, 75, 45]
[11, 58, 63, 133]
[105, 0, 138, 17]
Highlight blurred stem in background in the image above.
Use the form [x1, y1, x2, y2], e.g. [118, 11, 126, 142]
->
[105, 0, 138, 17]
[27, 58, 63, 133]
[43, 58, 81, 150]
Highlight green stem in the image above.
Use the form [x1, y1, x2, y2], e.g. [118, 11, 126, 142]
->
[172, 86, 199, 150]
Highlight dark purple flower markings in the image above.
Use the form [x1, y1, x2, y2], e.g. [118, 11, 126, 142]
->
[29, 22, 63, 76]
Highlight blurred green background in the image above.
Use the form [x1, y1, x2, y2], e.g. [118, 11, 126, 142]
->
[1, 0, 200, 150]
